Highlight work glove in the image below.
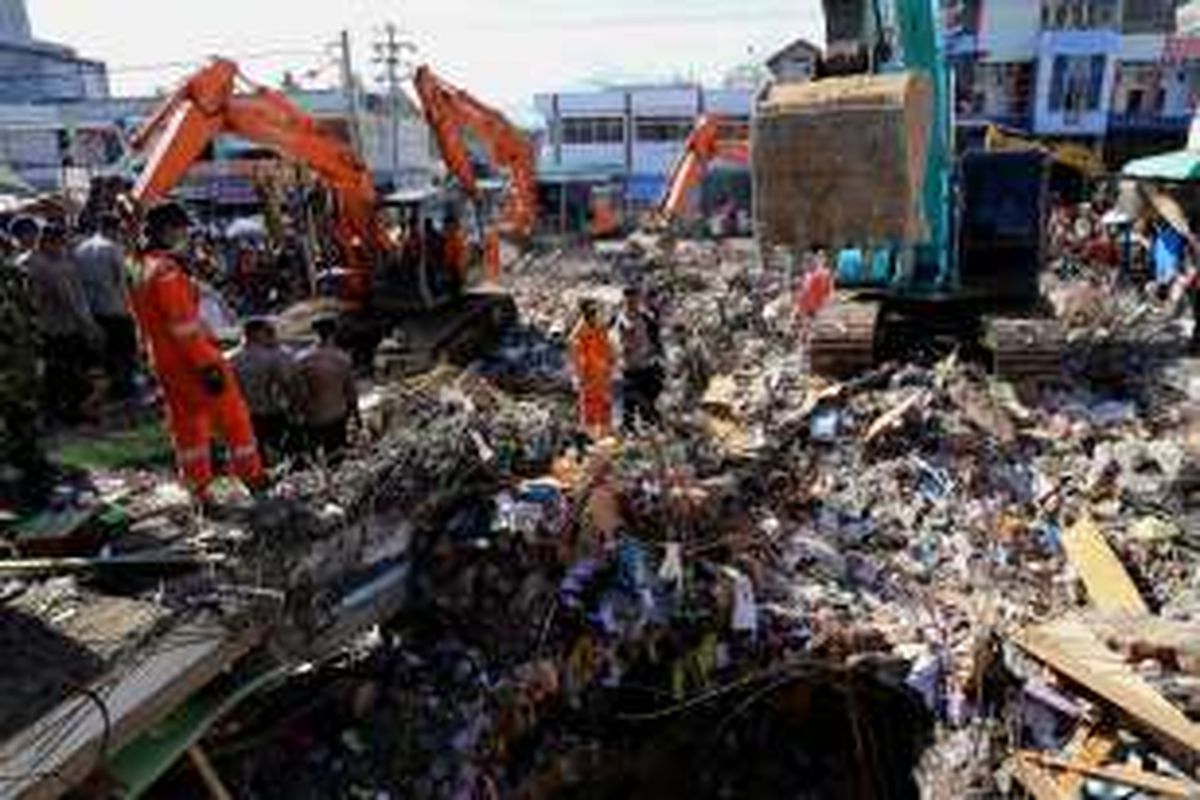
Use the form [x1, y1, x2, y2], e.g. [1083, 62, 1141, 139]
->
[198, 364, 226, 397]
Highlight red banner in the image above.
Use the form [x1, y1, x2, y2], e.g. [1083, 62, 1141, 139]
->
[1164, 36, 1200, 63]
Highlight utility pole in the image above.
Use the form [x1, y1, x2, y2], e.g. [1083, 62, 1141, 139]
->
[338, 30, 364, 156]
[373, 21, 417, 189]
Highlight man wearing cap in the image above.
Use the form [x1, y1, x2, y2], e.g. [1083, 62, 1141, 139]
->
[129, 202, 264, 496]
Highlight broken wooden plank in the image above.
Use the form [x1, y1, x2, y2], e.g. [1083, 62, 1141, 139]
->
[0, 552, 227, 577]
[1021, 750, 1200, 798]
[1059, 516, 1148, 615]
[1057, 724, 1118, 796]
[864, 389, 928, 443]
[0, 617, 258, 800]
[1005, 753, 1070, 800]
[1010, 616, 1200, 767]
[187, 746, 233, 800]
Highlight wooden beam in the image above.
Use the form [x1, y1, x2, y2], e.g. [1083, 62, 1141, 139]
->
[0, 618, 258, 800]
[1005, 754, 1069, 800]
[1010, 617, 1200, 768]
[1059, 516, 1148, 615]
[1020, 750, 1200, 798]
[186, 746, 232, 800]
[1056, 724, 1117, 796]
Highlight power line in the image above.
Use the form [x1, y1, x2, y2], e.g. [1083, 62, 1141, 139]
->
[0, 46, 329, 88]
[371, 21, 418, 183]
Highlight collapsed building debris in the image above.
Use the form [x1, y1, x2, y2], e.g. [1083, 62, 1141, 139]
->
[2, 236, 1198, 798]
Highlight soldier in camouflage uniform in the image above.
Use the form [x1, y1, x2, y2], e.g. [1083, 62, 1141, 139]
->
[0, 238, 49, 509]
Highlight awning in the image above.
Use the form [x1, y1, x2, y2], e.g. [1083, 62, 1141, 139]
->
[0, 161, 33, 195]
[1122, 149, 1200, 182]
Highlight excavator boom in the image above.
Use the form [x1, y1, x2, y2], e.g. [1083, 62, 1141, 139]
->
[412, 65, 537, 239]
[129, 58, 388, 298]
[657, 114, 748, 222]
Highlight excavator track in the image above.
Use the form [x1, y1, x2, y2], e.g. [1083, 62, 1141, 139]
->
[808, 300, 880, 377]
[983, 316, 1065, 384]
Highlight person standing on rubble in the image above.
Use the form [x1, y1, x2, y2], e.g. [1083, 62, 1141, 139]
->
[26, 222, 104, 425]
[795, 248, 835, 324]
[295, 315, 359, 466]
[231, 317, 297, 465]
[615, 286, 664, 430]
[74, 212, 137, 400]
[570, 298, 615, 440]
[129, 202, 264, 497]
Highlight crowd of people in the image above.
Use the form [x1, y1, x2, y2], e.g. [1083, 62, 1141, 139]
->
[1048, 193, 1200, 350]
[0, 202, 362, 508]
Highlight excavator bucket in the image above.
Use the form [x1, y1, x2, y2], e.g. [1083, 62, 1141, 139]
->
[752, 72, 933, 250]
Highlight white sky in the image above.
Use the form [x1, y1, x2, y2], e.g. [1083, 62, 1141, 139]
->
[26, 0, 823, 123]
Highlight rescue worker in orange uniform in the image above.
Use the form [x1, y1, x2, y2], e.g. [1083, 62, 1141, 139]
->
[442, 215, 469, 297]
[569, 299, 615, 439]
[130, 203, 264, 497]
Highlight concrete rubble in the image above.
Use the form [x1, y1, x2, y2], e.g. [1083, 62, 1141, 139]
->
[3, 240, 1199, 798]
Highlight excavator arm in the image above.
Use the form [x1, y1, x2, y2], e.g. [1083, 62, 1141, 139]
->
[657, 114, 748, 222]
[129, 58, 389, 298]
[412, 65, 537, 239]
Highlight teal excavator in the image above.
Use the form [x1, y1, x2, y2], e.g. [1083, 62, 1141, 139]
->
[753, 0, 1063, 379]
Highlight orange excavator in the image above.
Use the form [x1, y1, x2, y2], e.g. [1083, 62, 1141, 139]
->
[656, 114, 749, 225]
[612, 114, 749, 255]
[129, 57, 389, 301]
[600, 114, 748, 242]
[126, 57, 523, 370]
[412, 65, 538, 278]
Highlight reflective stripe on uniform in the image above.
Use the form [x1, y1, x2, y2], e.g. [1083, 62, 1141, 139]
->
[231, 443, 259, 459]
[169, 319, 204, 338]
[177, 445, 209, 464]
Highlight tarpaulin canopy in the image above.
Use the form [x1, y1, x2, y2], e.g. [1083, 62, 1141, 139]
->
[1122, 149, 1200, 182]
[0, 161, 33, 195]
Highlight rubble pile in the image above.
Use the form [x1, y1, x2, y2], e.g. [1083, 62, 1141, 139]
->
[192, 245, 1199, 799]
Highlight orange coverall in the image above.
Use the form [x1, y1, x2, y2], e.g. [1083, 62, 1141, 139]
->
[130, 251, 264, 494]
[483, 229, 501, 284]
[797, 264, 835, 319]
[570, 320, 614, 438]
[444, 227, 469, 285]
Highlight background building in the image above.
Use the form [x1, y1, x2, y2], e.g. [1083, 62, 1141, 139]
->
[0, 0, 107, 104]
[0, 0, 431, 200]
[946, 0, 1200, 163]
[533, 84, 754, 229]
